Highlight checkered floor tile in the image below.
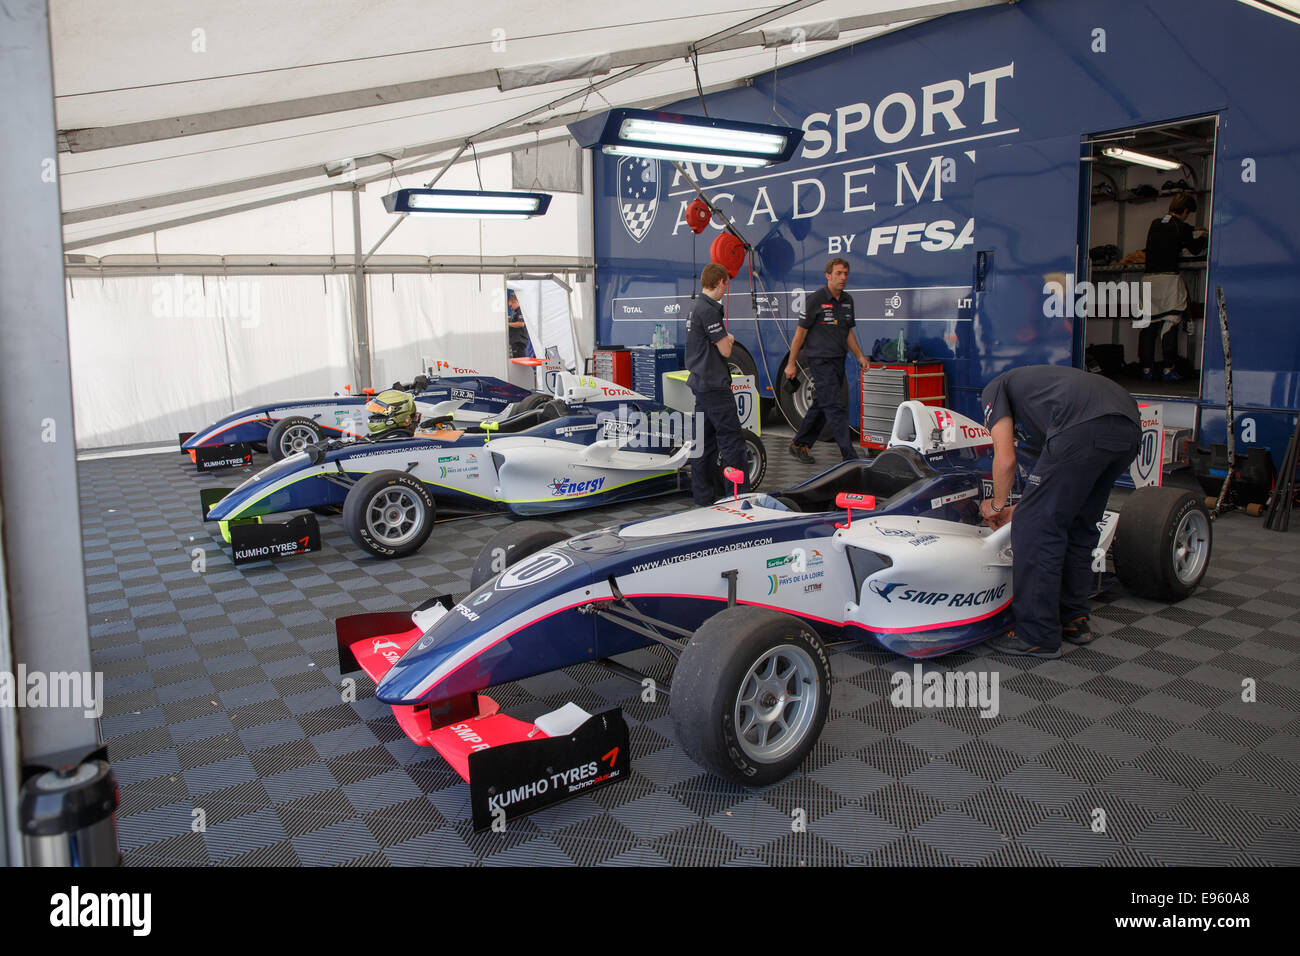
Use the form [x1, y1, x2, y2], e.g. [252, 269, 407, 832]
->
[80, 425, 1300, 865]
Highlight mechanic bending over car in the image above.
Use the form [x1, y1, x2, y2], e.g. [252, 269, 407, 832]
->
[785, 257, 869, 465]
[685, 263, 749, 505]
[978, 365, 1141, 659]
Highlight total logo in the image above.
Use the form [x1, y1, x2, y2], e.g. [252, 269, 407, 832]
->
[435, 362, 480, 374]
[550, 476, 607, 497]
[712, 504, 756, 521]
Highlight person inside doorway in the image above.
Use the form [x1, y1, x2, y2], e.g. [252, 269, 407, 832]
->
[1140, 192, 1207, 382]
[506, 289, 532, 359]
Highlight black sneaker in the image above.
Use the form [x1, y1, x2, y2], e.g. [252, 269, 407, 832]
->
[789, 442, 815, 465]
[986, 631, 1061, 659]
[1062, 615, 1095, 645]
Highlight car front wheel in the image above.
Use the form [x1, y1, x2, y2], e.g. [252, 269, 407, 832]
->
[671, 606, 830, 785]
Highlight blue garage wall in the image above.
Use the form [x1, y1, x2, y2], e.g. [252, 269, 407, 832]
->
[592, 0, 1300, 462]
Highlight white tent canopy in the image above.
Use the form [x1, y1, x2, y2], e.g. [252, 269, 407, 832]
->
[55, 0, 999, 252]
[51, 1, 1009, 446]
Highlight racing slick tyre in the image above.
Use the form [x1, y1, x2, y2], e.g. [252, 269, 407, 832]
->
[712, 428, 767, 494]
[671, 606, 830, 786]
[740, 428, 767, 489]
[343, 470, 437, 559]
[268, 416, 324, 461]
[1113, 486, 1212, 601]
[773, 351, 848, 442]
[469, 521, 570, 591]
[724, 340, 758, 382]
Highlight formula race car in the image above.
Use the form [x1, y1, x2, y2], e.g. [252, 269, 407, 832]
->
[180, 365, 536, 466]
[205, 372, 766, 558]
[335, 400, 1212, 810]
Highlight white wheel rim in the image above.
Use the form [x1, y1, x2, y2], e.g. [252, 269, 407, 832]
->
[281, 423, 318, 455]
[1173, 510, 1209, 586]
[365, 487, 425, 546]
[792, 376, 815, 419]
[733, 643, 820, 764]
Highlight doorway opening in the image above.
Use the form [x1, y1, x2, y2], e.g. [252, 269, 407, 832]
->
[1079, 115, 1217, 400]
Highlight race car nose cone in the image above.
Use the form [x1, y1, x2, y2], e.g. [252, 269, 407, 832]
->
[374, 657, 431, 705]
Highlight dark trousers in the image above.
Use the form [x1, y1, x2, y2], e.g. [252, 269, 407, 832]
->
[1010, 415, 1141, 650]
[1138, 318, 1180, 368]
[792, 358, 855, 460]
[690, 387, 749, 505]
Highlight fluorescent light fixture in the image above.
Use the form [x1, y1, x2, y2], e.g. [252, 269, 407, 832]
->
[567, 108, 803, 167]
[1101, 146, 1181, 171]
[1236, 0, 1300, 26]
[382, 188, 551, 217]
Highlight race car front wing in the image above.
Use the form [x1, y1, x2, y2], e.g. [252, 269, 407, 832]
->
[336, 598, 629, 830]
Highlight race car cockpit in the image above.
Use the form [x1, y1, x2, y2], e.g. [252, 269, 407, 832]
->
[776, 446, 936, 512]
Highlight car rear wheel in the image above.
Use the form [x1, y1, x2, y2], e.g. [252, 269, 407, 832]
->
[268, 416, 323, 461]
[712, 428, 767, 494]
[343, 470, 436, 559]
[1113, 487, 1212, 600]
[469, 521, 571, 591]
[774, 352, 848, 442]
[671, 606, 830, 785]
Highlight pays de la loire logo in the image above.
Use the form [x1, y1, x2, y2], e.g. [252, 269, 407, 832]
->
[618, 156, 659, 243]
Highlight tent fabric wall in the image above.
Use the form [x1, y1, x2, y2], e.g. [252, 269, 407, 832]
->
[365, 274, 507, 386]
[66, 274, 354, 448]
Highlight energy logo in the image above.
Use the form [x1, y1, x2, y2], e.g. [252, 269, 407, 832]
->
[550, 476, 606, 497]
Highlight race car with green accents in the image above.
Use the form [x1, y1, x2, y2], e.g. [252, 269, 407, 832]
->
[181, 366, 536, 465]
[203, 373, 766, 558]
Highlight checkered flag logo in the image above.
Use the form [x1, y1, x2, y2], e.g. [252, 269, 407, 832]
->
[618, 156, 659, 243]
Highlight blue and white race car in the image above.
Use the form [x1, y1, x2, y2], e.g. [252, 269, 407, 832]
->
[335, 400, 1212, 805]
[204, 373, 767, 558]
[181, 364, 535, 465]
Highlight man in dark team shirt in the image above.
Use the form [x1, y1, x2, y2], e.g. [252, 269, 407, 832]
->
[506, 289, 530, 359]
[785, 258, 868, 463]
[684, 263, 748, 505]
[1141, 193, 1208, 382]
[979, 365, 1141, 658]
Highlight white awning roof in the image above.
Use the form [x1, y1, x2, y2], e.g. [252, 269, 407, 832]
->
[53, 0, 1009, 256]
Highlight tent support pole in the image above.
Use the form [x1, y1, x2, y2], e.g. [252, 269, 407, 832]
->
[351, 187, 372, 390]
[0, 0, 113, 866]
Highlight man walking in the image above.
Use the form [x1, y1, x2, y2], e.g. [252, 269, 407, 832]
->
[978, 365, 1141, 658]
[785, 258, 867, 463]
[685, 263, 749, 505]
